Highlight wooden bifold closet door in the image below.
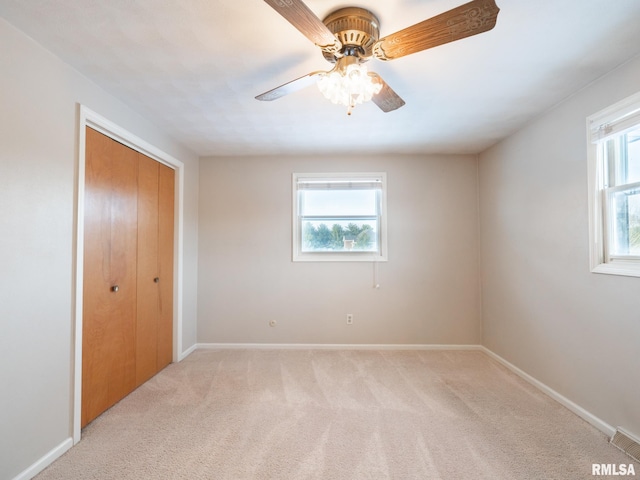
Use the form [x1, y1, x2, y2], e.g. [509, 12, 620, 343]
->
[82, 127, 174, 428]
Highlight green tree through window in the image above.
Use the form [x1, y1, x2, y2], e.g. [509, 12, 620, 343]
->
[302, 222, 375, 251]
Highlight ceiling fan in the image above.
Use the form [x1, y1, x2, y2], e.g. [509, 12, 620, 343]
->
[256, 0, 500, 115]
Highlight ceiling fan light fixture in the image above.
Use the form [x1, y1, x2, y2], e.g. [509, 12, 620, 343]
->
[258, 0, 498, 113]
[317, 57, 382, 115]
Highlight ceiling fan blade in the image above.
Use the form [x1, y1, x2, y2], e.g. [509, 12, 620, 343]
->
[263, 0, 342, 54]
[373, 0, 499, 61]
[255, 71, 325, 101]
[370, 73, 405, 112]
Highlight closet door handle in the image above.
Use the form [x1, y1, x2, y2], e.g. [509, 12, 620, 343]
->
[154, 277, 160, 283]
[111, 285, 119, 292]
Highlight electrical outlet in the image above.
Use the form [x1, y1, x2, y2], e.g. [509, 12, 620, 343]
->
[269, 320, 277, 327]
[346, 314, 353, 325]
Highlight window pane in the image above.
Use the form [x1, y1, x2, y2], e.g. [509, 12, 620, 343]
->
[610, 185, 640, 256]
[301, 219, 378, 252]
[300, 189, 377, 216]
[626, 127, 640, 184]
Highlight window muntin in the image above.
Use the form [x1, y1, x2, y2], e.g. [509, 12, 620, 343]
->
[293, 173, 387, 261]
[588, 91, 640, 276]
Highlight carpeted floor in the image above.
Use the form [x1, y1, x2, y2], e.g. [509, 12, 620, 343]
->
[36, 349, 638, 479]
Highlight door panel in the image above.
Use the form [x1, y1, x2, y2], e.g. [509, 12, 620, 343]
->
[82, 127, 138, 428]
[157, 163, 175, 369]
[136, 154, 160, 386]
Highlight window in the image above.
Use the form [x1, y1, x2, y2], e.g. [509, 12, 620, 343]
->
[587, 91, 640, 277]
[292, 172, 387, 262]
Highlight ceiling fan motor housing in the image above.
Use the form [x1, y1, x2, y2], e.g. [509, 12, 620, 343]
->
[322, 7, 380, 63]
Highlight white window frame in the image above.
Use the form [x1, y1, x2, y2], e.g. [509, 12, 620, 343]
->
[587, 91, 640, 277]
[292, 172, 388, 262]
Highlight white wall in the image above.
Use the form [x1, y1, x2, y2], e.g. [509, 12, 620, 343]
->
[479, 54, 640, 438]
[198, 154, 481, 345]
[0, 18, 199, 480]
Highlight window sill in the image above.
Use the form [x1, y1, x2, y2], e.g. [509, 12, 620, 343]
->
[293, 252, 388, 262]
[591, 262, 640, 278]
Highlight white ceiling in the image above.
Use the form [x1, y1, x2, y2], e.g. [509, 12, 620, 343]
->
[2, 0, 640, 157]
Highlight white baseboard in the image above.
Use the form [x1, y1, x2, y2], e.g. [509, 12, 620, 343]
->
[196, 343, 484, 351]
[178, 343, 198, 360]
[12, 437, 73, 480]
[479, 346, 616, 438]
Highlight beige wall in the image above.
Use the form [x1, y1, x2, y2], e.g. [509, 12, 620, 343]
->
[479, 54, 640, 437]
[198, 154, 481, 345]
[0, 18, 199, 480]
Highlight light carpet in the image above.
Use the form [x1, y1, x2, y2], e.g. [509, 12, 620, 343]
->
[36, 349, 638, 479]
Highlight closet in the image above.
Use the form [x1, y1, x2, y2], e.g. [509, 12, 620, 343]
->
[82, 127, 174, 428]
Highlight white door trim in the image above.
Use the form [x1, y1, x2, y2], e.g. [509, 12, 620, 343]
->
[73, 104, 185, 443]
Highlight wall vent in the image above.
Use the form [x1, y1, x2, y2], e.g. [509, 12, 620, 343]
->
[611, 428, 640, 463]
